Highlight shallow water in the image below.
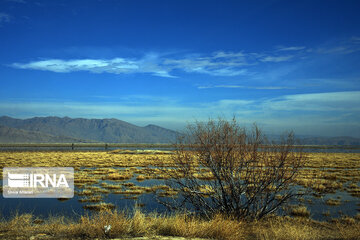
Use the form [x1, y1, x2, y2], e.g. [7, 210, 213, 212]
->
[1, 174, 359, 221]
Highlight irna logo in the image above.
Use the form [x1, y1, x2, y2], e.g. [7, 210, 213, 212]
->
[3, 167, 74, 198]
[7, 173, 69, 188]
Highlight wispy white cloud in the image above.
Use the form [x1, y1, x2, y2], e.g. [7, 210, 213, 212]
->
[264, 91, 360, 112]
[260, 55, 294, 62]
[0, 13, 11, 24]
[11, 47, 298, 78]
[290, 78, 359, 89]
[200, 68, 249, 77]
[212, 51, 246, 58]
[217, 99, 254, 106]
[11, 58, 176, 78]
[12, 52, 253, 77]
[162, 50, 295, 76]
[316, 46, 359, 54]
[10, 37, 360, 78]
[316, 37, 360, 54]
[13, 59, 134, 73]
[163, 51, 250, 77]
[276, 46, 305, 51]
[198, 85, 293, 90]
[90, 94, 178, 105]
[350, 36, 360, 43]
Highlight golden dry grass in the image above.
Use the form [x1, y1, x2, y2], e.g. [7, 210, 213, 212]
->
[289, 205, 311, 218]
[326, 198, 342, 206]
[1, 151, 359, 184]
[83, 202, 115, 211]
[0, 210, 359, 240]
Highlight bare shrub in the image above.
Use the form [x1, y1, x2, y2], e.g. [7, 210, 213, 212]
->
[161, 117, 305, 220]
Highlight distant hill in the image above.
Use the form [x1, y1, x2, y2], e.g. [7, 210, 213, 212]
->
[0, 116, 178, 143]
[0, 125, 87, 143]
[1, 116, 359, 145]
[300, 136, 360, 146]
[267, 134, 360, 146]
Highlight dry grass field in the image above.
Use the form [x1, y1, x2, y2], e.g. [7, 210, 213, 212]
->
[0, 209, 359, 239]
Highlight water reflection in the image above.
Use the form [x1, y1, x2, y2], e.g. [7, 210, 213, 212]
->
[1, 176, 359, 221]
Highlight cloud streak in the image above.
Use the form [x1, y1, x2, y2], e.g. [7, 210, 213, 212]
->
[276, 46, 306, 51]
[316, 37, 360, 55]
[10, 49, 297, 77]
[198, 85, 293, 90]
[12, 58, 176, 78]
[260, 55, 293, 62]
[0, 13, 11, 24]
[265, 91, 360, 112]
[161, 51, 251, 76]
[10, 38, 359, 78]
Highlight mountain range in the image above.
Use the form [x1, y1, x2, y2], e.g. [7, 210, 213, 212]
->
[0, 116, 359, 145]
[0, 116, 178, 143]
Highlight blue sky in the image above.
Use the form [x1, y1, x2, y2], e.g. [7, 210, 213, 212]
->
[0, 0, 360, 137]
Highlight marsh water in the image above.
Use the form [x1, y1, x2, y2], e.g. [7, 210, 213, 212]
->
[1, 173, 359, 221]
[1, 147, 359, 221]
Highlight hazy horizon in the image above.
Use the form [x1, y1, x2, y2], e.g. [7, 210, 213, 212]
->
[1, 115, 360, 139]
[1, 0, 359, 137]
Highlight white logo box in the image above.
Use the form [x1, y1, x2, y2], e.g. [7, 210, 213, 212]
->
[3, 167, 74, 198]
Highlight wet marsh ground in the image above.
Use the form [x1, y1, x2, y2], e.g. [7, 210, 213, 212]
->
[0, 150, 359, 239]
